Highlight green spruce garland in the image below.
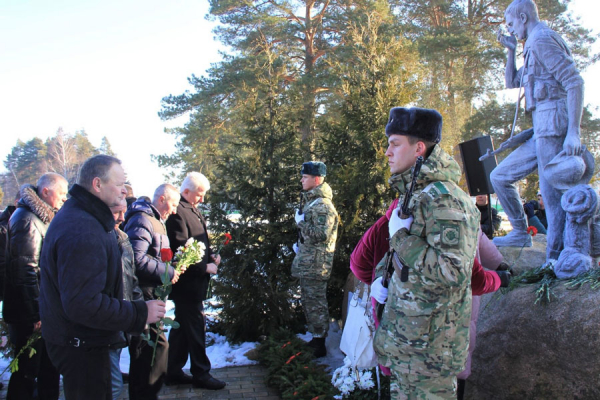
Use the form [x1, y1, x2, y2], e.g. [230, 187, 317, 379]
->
[256, 329, 389, 400]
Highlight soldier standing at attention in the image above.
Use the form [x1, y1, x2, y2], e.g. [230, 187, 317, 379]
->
[370, 107, 479, 399]
[292, 161, 339, 358]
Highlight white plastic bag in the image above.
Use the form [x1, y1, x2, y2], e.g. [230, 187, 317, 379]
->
[339, 282, 378, 370]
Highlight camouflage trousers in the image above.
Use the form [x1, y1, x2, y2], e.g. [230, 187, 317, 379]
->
[390, 364, 456, 400]
[299, 278, 329, 338]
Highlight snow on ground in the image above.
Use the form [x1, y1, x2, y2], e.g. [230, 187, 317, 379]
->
[1, 300, 346, 380]
[298, 321, 346, 373]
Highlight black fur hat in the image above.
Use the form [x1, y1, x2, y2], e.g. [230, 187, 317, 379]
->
[301, 161, 327, 177]
[385, 107, 442, 144]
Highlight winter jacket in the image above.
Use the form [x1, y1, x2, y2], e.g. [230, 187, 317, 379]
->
[3, 185, 56, 324]
[123, 199, 174, 296]
[458, 229, 504, 380]
[350, 198, 501, 294]
[476, 203, 501, 239]
[373, 144, 480, 376]
[39, 184, 148, 347]
[351, 200, 502, 378]
[166, 197, 212, 303]
[0, 205, 16, 301]
[116, 228, 143, 303]
[350, 198, 399, 284]
[292, 182, 339, 280]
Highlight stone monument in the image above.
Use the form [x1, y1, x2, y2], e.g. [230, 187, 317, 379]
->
[490, 0, 596, 278]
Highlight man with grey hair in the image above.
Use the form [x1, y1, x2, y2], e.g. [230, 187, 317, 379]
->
[3, 172, 67, 400]
[165, 172, 225, 390]
[124, 183, 181, 399]
[493, 0, 585, 261]
[39, 155, 166, 400]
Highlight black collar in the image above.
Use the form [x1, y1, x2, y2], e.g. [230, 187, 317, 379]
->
[68, 184, 116, 232]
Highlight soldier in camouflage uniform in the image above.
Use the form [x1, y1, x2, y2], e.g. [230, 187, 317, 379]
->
[371, 107, 479, 399]
[292, 161, 339, 358]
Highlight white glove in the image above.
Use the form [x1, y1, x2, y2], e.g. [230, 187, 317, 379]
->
[293, 243, 299, 254]
[389, 208, 413, 238]
[371, 277, 388, 304]
[295, 209, 305, 224]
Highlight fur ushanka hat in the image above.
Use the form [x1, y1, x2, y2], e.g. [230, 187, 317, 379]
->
[301, 161, 327, 177]
[385, 107, 442, 144]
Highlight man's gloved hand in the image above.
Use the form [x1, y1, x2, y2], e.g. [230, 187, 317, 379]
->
[496, 261, 512, 272]
[295, 210, 304, 224]
[497, 270, 512, 288]
[293, 243, 299, 254]
[389, 208, 413, 238]
[371, 277, 388, 304]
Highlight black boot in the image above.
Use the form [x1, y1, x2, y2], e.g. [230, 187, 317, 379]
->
[457, 378, 466, 400]
[307, 337, 326, 358]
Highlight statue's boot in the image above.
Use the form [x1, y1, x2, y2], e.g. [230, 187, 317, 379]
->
[493, 218, 532, 247]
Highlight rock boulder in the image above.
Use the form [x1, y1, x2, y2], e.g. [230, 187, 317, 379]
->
[466, 281, 600, 399]
[496, 234, 547, 275]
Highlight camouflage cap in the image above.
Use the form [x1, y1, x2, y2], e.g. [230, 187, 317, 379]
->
[301, 161, 327, 177]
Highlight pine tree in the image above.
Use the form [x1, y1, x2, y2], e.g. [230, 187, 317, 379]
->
[317, 4, 422, 317]
[206, 34, 307, 342]
[99, 136, 116, 156]
[3, 138, 48, 188]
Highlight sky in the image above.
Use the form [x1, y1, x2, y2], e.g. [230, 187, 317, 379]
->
[1, 0, 600, 198]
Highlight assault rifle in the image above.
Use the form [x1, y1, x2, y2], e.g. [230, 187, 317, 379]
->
[297, 192, 304, 245]
[377, 156, 423, 321]
[478, 128, 534, 161]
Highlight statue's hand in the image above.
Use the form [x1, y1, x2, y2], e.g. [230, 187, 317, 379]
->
[497, 29, 517, 51]
[563, 130, 582, 155]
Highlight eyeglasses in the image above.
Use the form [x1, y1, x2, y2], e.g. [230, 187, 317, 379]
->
[537, 195, 542, 198]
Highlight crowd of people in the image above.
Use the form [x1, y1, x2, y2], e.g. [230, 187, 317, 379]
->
[0, 157, 225, 400]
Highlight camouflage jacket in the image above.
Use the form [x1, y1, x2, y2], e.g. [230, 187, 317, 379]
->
[373, 144, 480, 376]
[292, 182, 339, 280]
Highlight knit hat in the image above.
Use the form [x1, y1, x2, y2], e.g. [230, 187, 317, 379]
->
[385, 107, 442, 144]
[301, 161, 327, 177]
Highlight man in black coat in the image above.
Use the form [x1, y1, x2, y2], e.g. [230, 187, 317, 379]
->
[39, 155, 166, 400]
[475, 195, 502, 239]
[165, 172, 226, 390]
[0, 191, 19, 302]
[3, 173, 67, 400]
[124, 183, 181, 400]
[109, 201, 144, 399]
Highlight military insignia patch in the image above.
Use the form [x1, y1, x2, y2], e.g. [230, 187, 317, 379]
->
[441, 223, 460, 247]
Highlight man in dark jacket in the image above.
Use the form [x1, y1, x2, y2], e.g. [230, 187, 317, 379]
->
[165, 172, 225, 390]
[0, 191, 19, 301]
[3, 173, 67, 400]
[109, 201, 144, 399]
[124, 183, 180, 400]
[39, 155, 166, 400]
[475, 195, 501, 239]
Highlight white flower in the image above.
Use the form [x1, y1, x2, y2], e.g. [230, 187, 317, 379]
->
[331, 356, 376, 398]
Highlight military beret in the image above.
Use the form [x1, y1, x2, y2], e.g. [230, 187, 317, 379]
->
[385, 107, 442, 144]
[301, 161, 327, 177]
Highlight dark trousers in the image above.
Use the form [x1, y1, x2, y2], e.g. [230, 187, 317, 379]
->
[167, 301, 211, 379]
[7, 323, 59, 400]
[46, 341, 112, 400]
[128, 325, 168, 400]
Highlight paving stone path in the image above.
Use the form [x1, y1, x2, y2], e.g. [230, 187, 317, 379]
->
[0, 365, 281, 400]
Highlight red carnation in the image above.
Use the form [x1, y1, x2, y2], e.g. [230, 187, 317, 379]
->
[527, 226, 538, 237]
[224, 232, 232, 246]
[160, 248, 173, 262]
